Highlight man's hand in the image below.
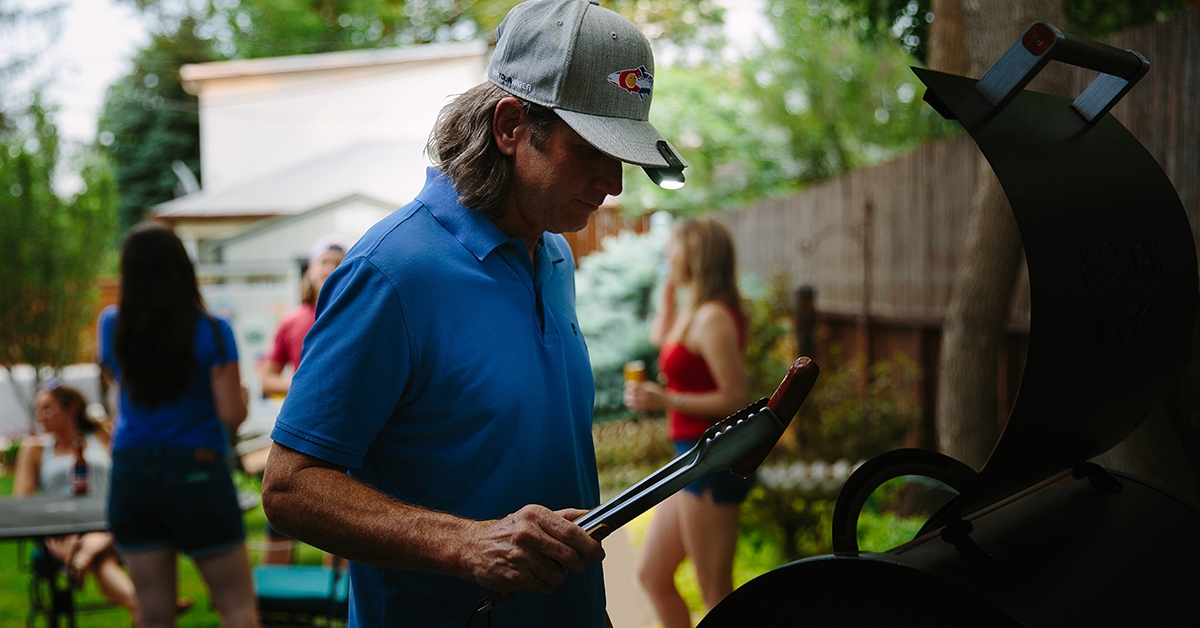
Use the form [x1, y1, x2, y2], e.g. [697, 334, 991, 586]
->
[463, 505, 605, 595]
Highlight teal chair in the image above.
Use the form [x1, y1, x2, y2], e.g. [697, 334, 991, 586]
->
[253, 563, 349, 626]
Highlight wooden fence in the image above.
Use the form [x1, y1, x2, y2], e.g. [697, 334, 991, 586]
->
[720, 10, 1199, 323]
[711, 9, 1200, 443]
[562, 205, 651, 260]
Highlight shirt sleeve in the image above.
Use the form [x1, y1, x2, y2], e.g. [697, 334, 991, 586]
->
[270, 257, 411, 469]
[97, 306, 117, 374]
[216, 317, 239, 365]
[267, 314, 293, 366]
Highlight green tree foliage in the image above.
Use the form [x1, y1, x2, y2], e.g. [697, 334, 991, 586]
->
[205, 0, 416, 57]
[99, 16, 216, 229]
[103, 1, 723, 227]
[135, 0, 724, 59]
[803, 0, 933, 62]
[1065, 0, 1192, 38]
[0, 0, 63, 131]
[0, 97, 118, 419]
[575, 226, 669, 417]
[622, 0, 954, 216]
[101, 0, 1189, 227]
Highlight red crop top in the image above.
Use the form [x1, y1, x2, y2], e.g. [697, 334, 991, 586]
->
[658, 303, 746, 441]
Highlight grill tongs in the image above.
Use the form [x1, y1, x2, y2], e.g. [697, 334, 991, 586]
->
[578, 356, 819, 541]
[477, 357, 818, 613]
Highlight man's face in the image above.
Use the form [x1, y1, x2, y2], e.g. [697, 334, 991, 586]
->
[505, 121, 623, 237]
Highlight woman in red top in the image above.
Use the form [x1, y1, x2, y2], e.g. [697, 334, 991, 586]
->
[624, 217, 751, 627]
[256, 237, 344, 565]
[257, 238, 345, 398]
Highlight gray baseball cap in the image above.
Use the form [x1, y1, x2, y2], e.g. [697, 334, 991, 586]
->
[488, 0, 688, 185]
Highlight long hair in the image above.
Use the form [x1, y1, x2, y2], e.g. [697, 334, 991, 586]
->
[114, 222, 205, 406]
[44, 383, 96, 435]
[425, 82, 560, 218]
[299, 273, 318, 307]
[667, 217, 744, 343]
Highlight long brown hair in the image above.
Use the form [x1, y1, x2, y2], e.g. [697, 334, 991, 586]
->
[114, 222, 206, 406]
[667, 217, 744, 343]
[425, 82, 560, 218]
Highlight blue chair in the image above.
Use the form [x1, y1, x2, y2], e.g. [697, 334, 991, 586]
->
[253, 563, 349, 626]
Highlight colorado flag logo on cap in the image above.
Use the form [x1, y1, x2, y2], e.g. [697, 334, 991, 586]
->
[608, 65, 653, 100]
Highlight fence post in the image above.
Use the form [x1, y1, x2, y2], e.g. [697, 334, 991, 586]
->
[793, 285, 816, 359]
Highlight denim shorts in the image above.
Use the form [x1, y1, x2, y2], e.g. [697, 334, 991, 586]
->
[109, 446, 246, 558]
[674, 440, 756, 505]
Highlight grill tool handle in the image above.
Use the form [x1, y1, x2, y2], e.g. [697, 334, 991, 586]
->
[479, 357, 820, 614]
[955, 21, 1149, 127]
[575, 356, 819, 536]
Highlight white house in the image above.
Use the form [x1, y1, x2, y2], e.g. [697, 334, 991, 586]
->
[150, 41, 488, 422]
[158, 40, 488, 260]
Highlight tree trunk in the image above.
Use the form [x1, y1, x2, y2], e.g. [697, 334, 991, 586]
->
[926, 0, 968, 76]
[933, 0, 1066, 470]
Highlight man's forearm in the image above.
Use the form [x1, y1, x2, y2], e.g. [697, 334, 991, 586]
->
[262, 443, 605, 593]
[261, 443, 475, 578]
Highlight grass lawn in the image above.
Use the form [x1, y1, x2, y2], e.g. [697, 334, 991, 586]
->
[0, 472, 323, 627]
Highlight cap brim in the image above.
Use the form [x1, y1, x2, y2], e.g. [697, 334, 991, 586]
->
[555, 109, 689, 170]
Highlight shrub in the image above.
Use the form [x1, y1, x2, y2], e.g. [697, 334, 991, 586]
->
[792, 350, 922, 462]
[741, 270, 799, 403]
[592, 416, 675, 496]
[575, 226, 669, 419]
[742, 487, 836, 561]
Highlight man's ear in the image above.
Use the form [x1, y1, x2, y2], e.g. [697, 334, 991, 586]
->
[492, 97, 526, 156]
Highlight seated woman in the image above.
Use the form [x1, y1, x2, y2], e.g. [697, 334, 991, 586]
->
[13, 383, 138, 621]
[14, 383, 195, 623]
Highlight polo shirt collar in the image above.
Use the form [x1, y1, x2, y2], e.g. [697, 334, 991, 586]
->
[418, 168, 509, 261]
[419, 167, 567, 266]
[541, 233, 567, 266]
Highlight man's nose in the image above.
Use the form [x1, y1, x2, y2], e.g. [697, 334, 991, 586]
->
[594, 154, 623, 197]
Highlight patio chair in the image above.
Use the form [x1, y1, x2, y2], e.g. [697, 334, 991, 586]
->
[23, 540, 116, 628]
[253, 561, 349, 627]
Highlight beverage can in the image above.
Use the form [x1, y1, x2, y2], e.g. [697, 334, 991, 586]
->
[623, 360, 646, 383]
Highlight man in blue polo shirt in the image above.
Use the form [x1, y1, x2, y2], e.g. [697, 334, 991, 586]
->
[260, 1, 688, 626]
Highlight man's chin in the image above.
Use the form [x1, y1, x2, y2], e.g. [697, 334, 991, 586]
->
[555, 210, 597, 234]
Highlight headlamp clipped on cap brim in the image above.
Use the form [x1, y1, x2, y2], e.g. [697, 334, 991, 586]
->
[645, 167, 685, 189]
[643, 139, 686, 189]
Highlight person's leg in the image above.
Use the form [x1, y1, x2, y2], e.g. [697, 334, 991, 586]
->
[636, 494, 692, 628]
[69, 531, 115, 575]
[259, 533, 294, 565]
[259, 521, 294, 565]
[193, 544, 260, 628]
[123, 548, 178, 628]
[93, 553, 139, 619]
[41, 534, 80, 565]
[677, 491, 741, 610]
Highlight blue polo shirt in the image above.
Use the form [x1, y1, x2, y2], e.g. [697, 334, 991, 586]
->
[271, 168, 604, 627]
